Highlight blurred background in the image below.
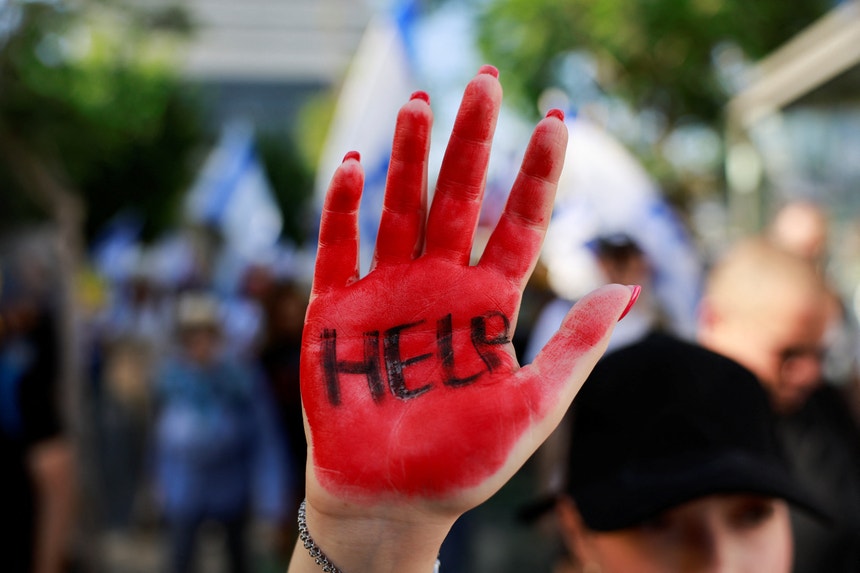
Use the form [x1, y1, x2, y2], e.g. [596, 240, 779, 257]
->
[1, 0, 859, 571]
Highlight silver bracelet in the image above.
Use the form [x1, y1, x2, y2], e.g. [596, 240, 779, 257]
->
[298, 499, 442, 573]
[298, 500, 344, 573]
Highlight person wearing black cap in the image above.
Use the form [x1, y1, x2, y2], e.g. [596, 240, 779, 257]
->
[556, 333, 827, 573]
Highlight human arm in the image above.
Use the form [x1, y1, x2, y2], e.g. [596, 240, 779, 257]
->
[17, 314, 76, 573]
[29, 437, 75, 573]
[289, 66, 638, 573]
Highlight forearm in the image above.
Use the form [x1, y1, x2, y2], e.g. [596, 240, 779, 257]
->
[288, 499, 451, 573]
[29, 438, 76, 573]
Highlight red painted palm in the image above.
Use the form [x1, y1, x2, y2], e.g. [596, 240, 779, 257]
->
[301, 67, 637, 515]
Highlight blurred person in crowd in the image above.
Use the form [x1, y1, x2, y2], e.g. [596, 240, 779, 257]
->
[767, 199, 860, 390]
[698, 237, 829, 415]
[698, 237, 860, 572]
[99, 263, 174, 354]
[525, 232, 661, 364]
[0, 262, 75, 573]
[554, 334, 827, 573]
[90, 264, 172, 531]
[219, 262, 276, 361]
[768, 200, 830, 267]
[257, 280, 308, 557]
[153, 291, 290, 573]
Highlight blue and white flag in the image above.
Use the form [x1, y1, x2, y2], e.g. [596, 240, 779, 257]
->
[91, 210, 144, 283]
[314, 1, 419, 273]
[186, 121, 283, 261]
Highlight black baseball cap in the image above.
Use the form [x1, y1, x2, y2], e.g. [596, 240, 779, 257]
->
[566, 333, 830, 530]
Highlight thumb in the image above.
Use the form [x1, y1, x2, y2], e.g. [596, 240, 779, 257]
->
[517, 284, 641, 433]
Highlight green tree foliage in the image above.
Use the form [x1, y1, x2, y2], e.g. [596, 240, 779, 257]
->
[0, 0, 205, 243]
[475, 0, 832, 124]
[473, 0, 831, 201]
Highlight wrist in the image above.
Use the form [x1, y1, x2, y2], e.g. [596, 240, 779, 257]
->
[289, 498, 453, 573]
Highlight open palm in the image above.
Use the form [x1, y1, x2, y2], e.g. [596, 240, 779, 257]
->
[301, 68, 637, 518]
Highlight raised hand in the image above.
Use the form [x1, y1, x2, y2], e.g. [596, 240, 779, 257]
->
[292, 66, 638, 573]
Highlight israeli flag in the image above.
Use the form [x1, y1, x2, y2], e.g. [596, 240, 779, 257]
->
[314, 0, 419, 273]
[186, 121, 283, 261]
[91, 211, 144, 283]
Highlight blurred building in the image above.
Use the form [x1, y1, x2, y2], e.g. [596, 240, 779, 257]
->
[137, 0, 374, 129]
[725, 0, 860, 308]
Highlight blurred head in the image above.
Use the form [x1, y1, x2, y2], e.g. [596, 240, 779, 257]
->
[767, 201, 829, 265]
[558, 334, 825, 573]
[175, 292, 222, 365]
[240, 263, 274, 301]
[263, 281, 308, 342]
[0, 244, 54, 341]
[591, 233, 651, 287]
[698, 238, 828, 413]
[589, 234, 657, 350]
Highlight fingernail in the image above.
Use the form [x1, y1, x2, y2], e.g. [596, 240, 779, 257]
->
[342, 150, 360, 163]
[410, 90, 430, 104]
[545, 108, 565, 121]
[618, 285, 641, 321]
[478, 64, 499, 78]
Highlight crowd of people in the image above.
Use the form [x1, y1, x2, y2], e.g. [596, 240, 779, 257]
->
[2, 65, 860, 573]
[86, 258, 312, 572]
[1, 229, 313, 572]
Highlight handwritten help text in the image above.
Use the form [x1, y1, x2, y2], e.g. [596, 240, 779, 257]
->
[320, 311, 511, 406]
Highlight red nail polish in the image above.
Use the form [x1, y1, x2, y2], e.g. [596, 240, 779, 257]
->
[545, 108, 565, 121]
[410, 90, 430, 104]
[618, 285, 641, 321]
[342, 151, 360, 163]
[478, 64, 499, 78]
